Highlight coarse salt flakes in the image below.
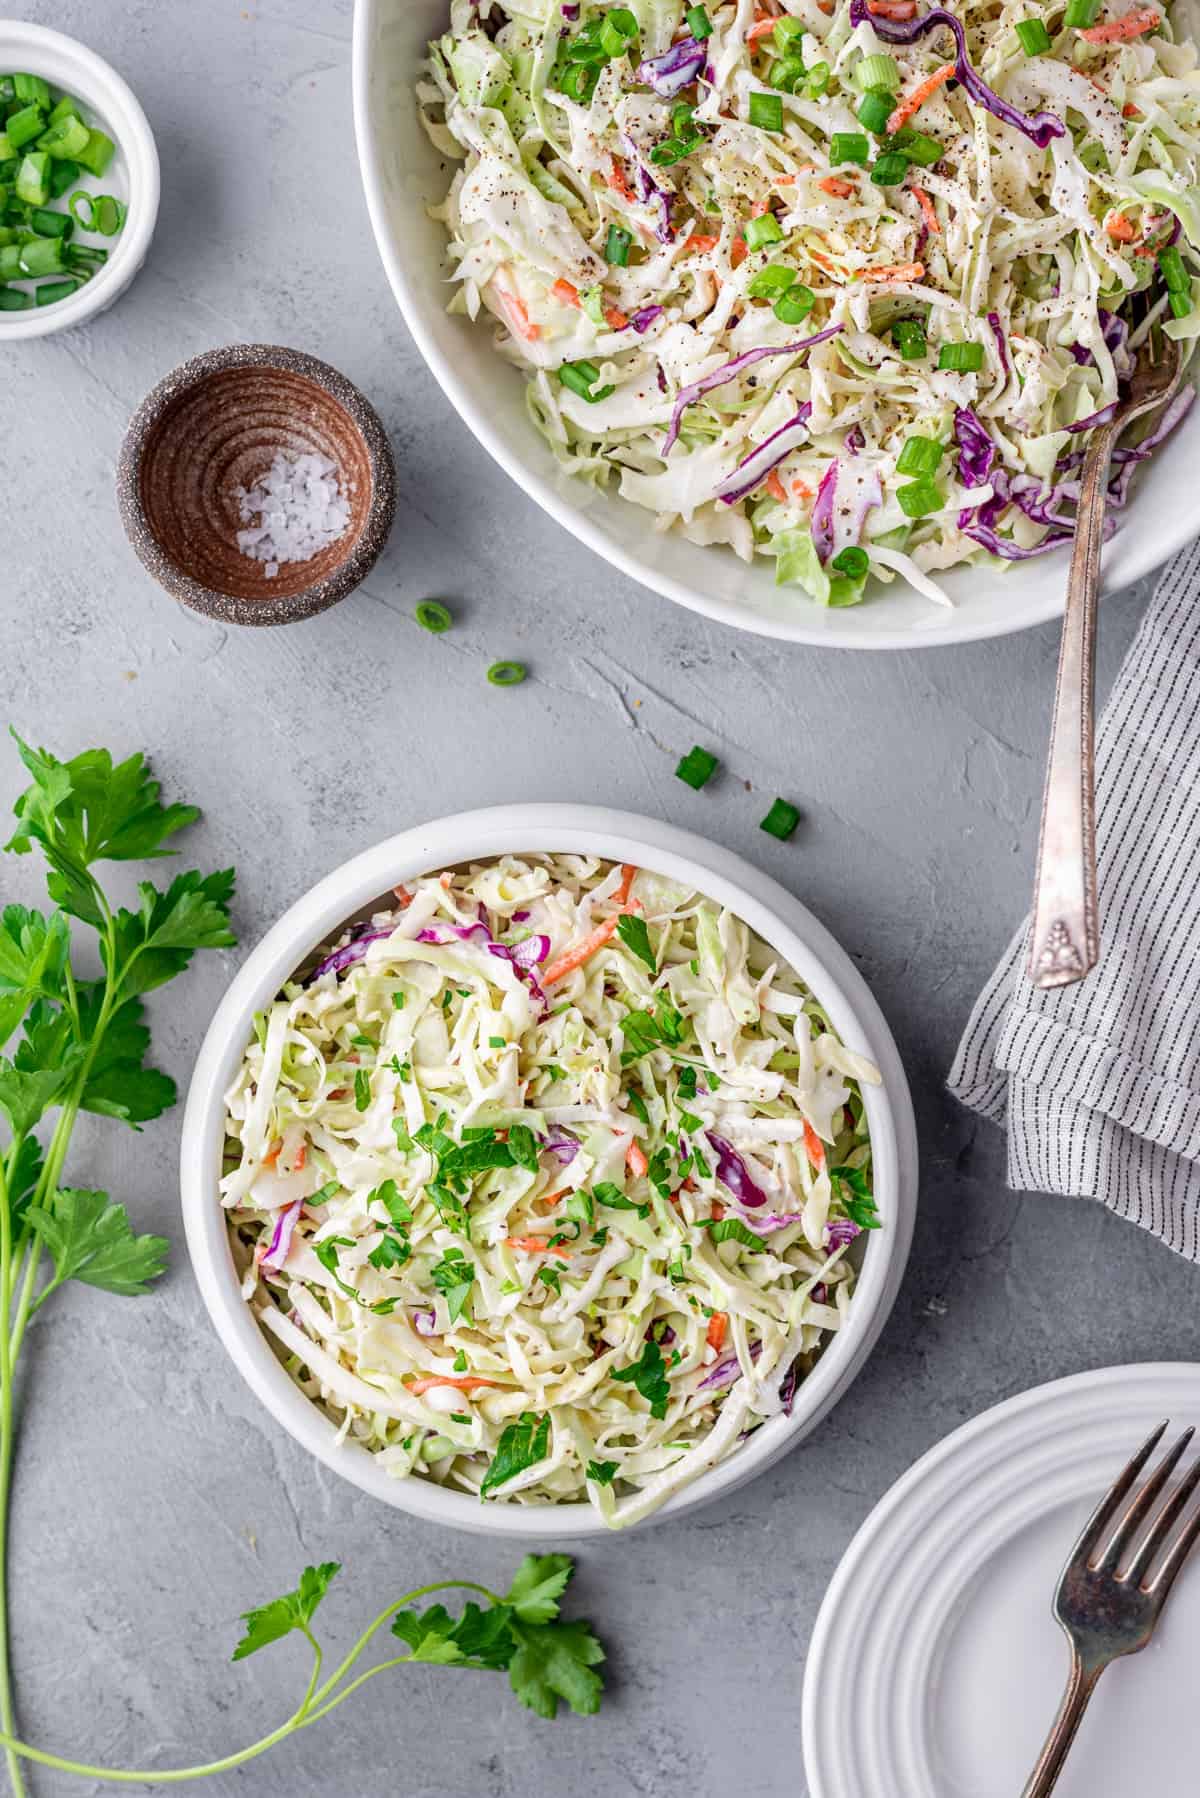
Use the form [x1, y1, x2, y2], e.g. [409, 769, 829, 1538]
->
[235, 450, 352, 578]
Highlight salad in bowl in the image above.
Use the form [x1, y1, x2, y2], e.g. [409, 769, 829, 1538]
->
[220, 851, 883, 1528]
[417, 0, 1199, 610]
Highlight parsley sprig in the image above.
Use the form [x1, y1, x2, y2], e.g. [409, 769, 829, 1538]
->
[0, 1555, 604, 1783]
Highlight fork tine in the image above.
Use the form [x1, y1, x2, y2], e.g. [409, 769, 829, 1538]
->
[1131, 1447, 1200, 1589]
[1097, 1425, 1195, 1573]
[1071, 1421, 1168, 1561]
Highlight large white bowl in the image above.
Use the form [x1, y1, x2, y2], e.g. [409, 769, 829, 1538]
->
[353, 0, 1197, 649]
[181, 806, 918, 1537]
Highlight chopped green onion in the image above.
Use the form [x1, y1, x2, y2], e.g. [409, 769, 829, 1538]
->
[487, 661, 527, 687]
[559, 360, 615, 402]
[831, 546, 869, 579]
[806, 62, 831, 95]
[94, 194, 125, 236]
[687, 5, 713, 37]
[760, 798, 800, 841]
[36, 114, 88, 159]
[17, 234, 65, 276]
[937, 340, 985, 372]
[415, 600, 453, 633]
[605, 222, 632, 265]
[1015, 17, 1053, 53]
[560, 61, 599, 102]
[774, 285, 814, 323]
[675, 745, 719, 789]
[47, 158, 78, 199]
[1064, 0, 1100, 24]
[76, 129, 114, 178]
[0, 284, 31, 310]
[748, 91, 784, 132]
[0, 246, 19, 279]
[892, 318, 927, 359]
[1169, 287, 1193, 318]
[0, 134, 11, 164]
[28, 205, 71, 240]
[14, 152, 49, 207]
[47, 94, 80, 127]
[897, 479, 944, 518]
[649, 136, 697, 165]
[771, 55, 807, 91]
[896, 434, 945, 477]
[747, 263, 797, 298]
[4, 106, 43, 151]
[1159, 244, 1189, 292]
[774, 16, 806, 51]
[870, 151, 910, 186]
[857, 52, 900, 91]
[34, 277, 75, 306]
[856, 89, 894, 134]
[600, 8, 638, 55]
[12, 74, 51, 107]
[901, 131, 943, 166]
[831, 132, 871, 165]
[743, 211, 782, 250]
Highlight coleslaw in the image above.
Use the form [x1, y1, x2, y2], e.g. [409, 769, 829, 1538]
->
[418, 0, 1200, 608]
[222, 854, 880, 1527]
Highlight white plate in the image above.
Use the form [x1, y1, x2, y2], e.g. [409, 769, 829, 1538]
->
[352, 0, 1198, 650]
[181, 804, 917, 1536]
[803, 1363, 1200, 1797]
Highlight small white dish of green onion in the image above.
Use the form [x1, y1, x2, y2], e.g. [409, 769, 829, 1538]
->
[0, 21, 158, 339]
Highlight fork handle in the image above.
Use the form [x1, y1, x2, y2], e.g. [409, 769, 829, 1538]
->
[1027, 422, 1116, 990]
[1021, 1650, 1106, 1797]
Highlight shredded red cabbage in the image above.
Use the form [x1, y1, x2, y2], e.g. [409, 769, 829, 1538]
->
[953, 406, 996, 487]
[987, 312, 1009, 379]
[811, 460, 839, 564]
[844, 424, 865, 455]
[412, 1308, 439, 1337]
[847, 0, 1065, 146]
[261, 1200, 302, 1271]
[631, 304, 664, 333]
[707, 1133, 769, 1207]
[716, 404, 814, 506]
[826, 1218, 862, 1249]
[637, 35, 707, 97]
[309, 927, 393, 982]
[1065, 402, 1118, 434]
[698, 1340, 763, 1391]
[542, 1126, 580, 1164]
[664, 326, 842, 453]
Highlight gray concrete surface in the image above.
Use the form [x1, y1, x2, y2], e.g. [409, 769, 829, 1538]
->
[2, 3, 1197, 1794]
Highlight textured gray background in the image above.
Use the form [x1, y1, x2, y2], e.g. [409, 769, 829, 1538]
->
[2, 3, 1197, 1794]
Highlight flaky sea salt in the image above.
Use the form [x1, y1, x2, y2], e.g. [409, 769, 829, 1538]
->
[235, 450, 352, 578]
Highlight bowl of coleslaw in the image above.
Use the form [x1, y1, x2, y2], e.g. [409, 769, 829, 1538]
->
[354, 0, 1200, 648]
[181, 805, 917, 1535]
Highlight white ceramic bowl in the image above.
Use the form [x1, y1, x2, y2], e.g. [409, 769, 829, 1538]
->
[0, 21, 159, 340]
[353, 0, 1197, 649]
[181, 805, 918, 1537]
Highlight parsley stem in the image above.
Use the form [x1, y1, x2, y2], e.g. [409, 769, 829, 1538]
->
[308, 1579, 501, 1708]
[0, 1154, 26, 1798]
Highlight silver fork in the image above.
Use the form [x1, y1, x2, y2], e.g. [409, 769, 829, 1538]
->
[1021, 1421, 1200, 1797]
[1027, 306, 1183, 989]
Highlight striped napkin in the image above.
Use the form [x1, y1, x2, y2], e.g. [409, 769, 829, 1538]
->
[948, 541, 1200, 1261]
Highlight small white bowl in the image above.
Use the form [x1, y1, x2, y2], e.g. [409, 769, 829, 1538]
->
[181, 806, 918, 1537]
[0, 22, 159, 340]
[353, 0, 1197, 649]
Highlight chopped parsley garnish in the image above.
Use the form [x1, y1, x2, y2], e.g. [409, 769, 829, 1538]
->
[626, 1089, 650, 1126]
[611, 1339, 671, 1419]
[488, 1035, 506, 1048]
[586, 1460, 619, 1486]
[367, 1232, 411, 1271]
[481, 1412, 551, 1497]
[616, 913, 656, 973]
[593, 1181, 649, 1220]
[565, 1189, 594, 1229]
[537, 1265, 561, 1296]
[314, 1236, 360, 1297]
[832, 1164, 880, 1229]
[453, 1349, 468, 1372]
[430, 1247, 474, 1323]
[697, 1217, 766, 1252]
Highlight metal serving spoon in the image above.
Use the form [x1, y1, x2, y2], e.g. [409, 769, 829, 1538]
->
[1028, 312, 1183, 989]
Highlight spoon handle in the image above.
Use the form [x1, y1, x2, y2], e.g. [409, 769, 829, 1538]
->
[1028, 425, 1115, 989]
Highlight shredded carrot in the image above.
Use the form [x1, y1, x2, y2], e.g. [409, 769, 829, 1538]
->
[261, 1141, 282, 1170]
[859, 260, 925, 282]
[607, 157, 636, 202]
[791, 476, 814, 500]
[495, 288, 540, 342]
[1080, 6, 1159, 39]
[393, 884, 413, 905]
[711, 1200, 726, 1222]
[1122, 100, 1141, 117]
[614, 862, 639, 906]
[803, 1120, 827, 1169]
[751, 197, 772, 216]
[764, 470, 789, 503]
[439, 871, 453, 889]
[293, 1142, 307, 1172]
[543, 901, 640, 986]
[747, 13, 780, 42]
[1105, 211, 1137, 241]
[868, 0, 917, 17]
[732, 234, 749, 266]
[686, 232, 721, 253]
[552, 277, 581, 308]
[627, 1140, 649, 1179]
[534, 1188, 569, 1215]
[707, 1312, 729, 1351]
[819, 175, 855, 199]
[808, 247, 838, 273]
[816, 1, 833, 13]
[406, 1376, 505, 1395]
[911, 182, 941, 235]
[682, 1176, 698, 1193]
[887, 61, 955, 134]
[605, 306, 629, 329]
[505, 1236, 569, 1256]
